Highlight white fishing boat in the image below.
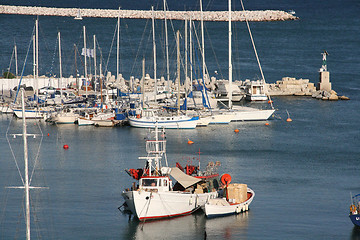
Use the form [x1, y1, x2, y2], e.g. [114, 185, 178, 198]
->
[128, 109, 199, 129]
[121, 125, 219, 221]
[204, 174, 255, 218]
[77, 110, 115, 126]
[245, 80, 268, 101]
[229, 106, 275, 121]
[13, 107, 51, 119]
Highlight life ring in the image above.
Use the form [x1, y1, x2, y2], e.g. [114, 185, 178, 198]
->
[351, 205, 357, 213]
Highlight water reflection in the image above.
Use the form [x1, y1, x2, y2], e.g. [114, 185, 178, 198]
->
[122, 211, 250, 240]
[351, 226, 360, 240]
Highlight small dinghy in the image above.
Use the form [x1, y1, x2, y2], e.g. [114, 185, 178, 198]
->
[204, 174, 255, 218]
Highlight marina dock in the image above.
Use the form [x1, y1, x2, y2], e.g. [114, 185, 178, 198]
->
[0, 5, 298, 22]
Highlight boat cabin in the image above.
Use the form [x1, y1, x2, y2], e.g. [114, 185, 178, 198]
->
[139, 176, 172, 192]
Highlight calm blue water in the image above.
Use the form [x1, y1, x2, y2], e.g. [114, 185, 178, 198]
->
[1, 0, 360, 239]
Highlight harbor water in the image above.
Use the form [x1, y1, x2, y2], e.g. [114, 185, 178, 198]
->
[1, 0, 360, 239]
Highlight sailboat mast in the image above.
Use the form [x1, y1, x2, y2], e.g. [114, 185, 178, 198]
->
[185, 18, 188, 93]
[189, 17, 193, 91]
[14, 43, 18, 76]
[176, 30, 180, 116]
[117, 7, 120, 81]
[142, 58, 145, 109]
[93, 35, 97, 93]
[163, 0, 170, 92]
[200, 0, 206, 84]
[83, 25, 88, 98]
[21, 89, 31, 240]
[228, 0, 233, 109]
[35, 18, 39, 99]
[151, 6, 157, 100]
[58, 32, 63, 101]
[33, 35, 36, 93]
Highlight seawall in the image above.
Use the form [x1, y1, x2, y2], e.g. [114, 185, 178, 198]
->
[0, 5, 298, 22]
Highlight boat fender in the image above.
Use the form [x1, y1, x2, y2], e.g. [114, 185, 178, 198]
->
[236, 206, 241, 213]
[245, 204, 249, 211]
[242, 205, 246, 212]
[189, 196, 193, 205]
[136, 114, 141, 119]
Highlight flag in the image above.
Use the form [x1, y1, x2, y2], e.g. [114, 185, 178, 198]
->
[81, 48, 94, 58]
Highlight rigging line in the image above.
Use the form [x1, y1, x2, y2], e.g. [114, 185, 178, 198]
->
[239, 0, 274, 108]
[130, 18, 150, 77]
[204, 23, 224, 80]
[104, 19, 118, 77]
[29, 123, 44, 185]
[7, 45, 15, 77]
[14, 24, 36, 104]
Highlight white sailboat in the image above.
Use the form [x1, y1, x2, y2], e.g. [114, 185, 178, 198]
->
[122, 125, 218, 221]
[74, 9, 83, 20]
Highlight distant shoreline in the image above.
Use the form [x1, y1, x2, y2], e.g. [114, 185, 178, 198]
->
[0, 5, 298, 22]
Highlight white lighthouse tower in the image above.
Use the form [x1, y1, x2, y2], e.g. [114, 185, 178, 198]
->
[317, 50, 332, 92]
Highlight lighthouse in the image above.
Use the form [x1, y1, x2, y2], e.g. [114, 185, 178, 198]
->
[317, 50, 332, 92]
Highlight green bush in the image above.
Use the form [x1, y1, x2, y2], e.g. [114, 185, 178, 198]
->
[3, 71, 15, 79]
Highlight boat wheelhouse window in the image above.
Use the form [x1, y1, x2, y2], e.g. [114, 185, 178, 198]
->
[167, 118, 170, 120]
[142, 179, 157, 187]
[163, 179, 168, 186]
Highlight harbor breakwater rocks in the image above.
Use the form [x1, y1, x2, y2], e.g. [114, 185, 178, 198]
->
[0, 5, 298, 22]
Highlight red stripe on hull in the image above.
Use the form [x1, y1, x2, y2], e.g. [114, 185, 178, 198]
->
[138, 209, 196, 221]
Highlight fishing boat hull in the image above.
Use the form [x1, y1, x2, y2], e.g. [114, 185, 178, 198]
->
[77, 117, 94, 126]
[129, 116, 199, 129]
[204, 188, 255, 218]
[122, 190, 217, 221]
[350, 214, 360, 227]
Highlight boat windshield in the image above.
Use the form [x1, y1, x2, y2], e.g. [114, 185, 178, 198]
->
[142, 179, 157, 187]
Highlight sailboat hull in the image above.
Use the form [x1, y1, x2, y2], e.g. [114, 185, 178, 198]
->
[129, 116, 198, 129]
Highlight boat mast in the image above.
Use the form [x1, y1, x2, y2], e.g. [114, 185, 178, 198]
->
[83, 25, 88, 98]
[142, 58, 145, 109]
[93, 35, 97, 93]
[74, 44, 78, 91]
[185, 17, 188, 109]
[33, 35, 36, 95]
[151, 6, 157, 101]
[21, 89, 31, 240]
[14, 42, 18, 76]
[200, 0, 206, 85]
[189, 17, 193, 93]
[228, 0, 233, 109]
[58, 32, 63, 103]
[176, 30, 180, 116]
[163, 0, 170, 92]
[35, 18, 39, 100]
[117, 7, 120, 82]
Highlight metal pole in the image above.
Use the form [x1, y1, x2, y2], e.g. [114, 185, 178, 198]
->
[163, 0, 170, 92]
[228, 0, 233, 109]
[176, 31, 180, 116]
[83, 25, 88, 98]
[58, 32, 63, 103]
[152, 6, 157, 100]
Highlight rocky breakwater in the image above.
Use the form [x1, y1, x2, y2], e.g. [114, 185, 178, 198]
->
[267, 77, 350, 101]
[0, 5, 298, 22]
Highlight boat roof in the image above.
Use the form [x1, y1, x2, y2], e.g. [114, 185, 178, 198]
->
[170, 167, 201, 189]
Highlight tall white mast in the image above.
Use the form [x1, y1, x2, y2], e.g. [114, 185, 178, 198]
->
[176, 30, 180, 116]
[58, 32, 63, 102]
[163, 0, 170, 92]
[228, 0, 233, 109]
[93, 35, 97, 93]
[83, 25, 88, 98]
[14, 43, 18, 76]
[33, 35, 36, 92]
[141, 58, 145, 109]
[35, 18, 39, 98]
[21, 89, 31, 240]
[151, 6, 157, 100]
[200, 0, 206, 85]
[185, 17, 188, 94]
[117, 7, 120, 81]
[189, 17, 193, 92]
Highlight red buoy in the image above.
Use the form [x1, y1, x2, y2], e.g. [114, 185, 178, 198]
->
[47, 133, 50, 136]
[265, 122, 270, 126]
[234, 129, 239, 133]
[63, 144, 69, 149]
[187, 140, 194, 145]
[221, 174, 232, 185]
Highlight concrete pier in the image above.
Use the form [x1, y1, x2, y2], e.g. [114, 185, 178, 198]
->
[0, 5, 298, 22]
